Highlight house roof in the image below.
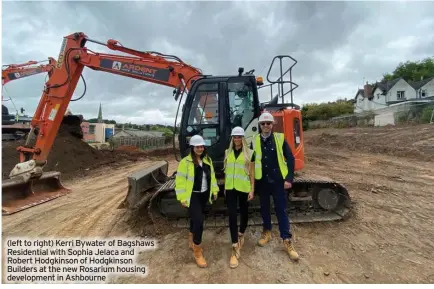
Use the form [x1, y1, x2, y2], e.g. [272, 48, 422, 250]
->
[354, 77, 401, 101]
[372, 77, 401, 94]
[408, 76, 434, 90]
[354, 89, 364, 100]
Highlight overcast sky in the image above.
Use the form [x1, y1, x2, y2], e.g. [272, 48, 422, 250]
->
[2, 1, 434, 125]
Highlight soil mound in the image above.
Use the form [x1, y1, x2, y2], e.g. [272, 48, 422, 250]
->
[304, 124, 434, 161]
[2, 124, 175, 182]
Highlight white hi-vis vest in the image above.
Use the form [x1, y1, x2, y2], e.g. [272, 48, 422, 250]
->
[224, 148, 253, 193]
[252, 132, 288, 180]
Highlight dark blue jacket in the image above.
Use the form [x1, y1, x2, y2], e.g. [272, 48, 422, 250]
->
[250, 133, 295, 184]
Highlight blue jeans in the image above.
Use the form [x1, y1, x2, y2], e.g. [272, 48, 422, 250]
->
[257, 179, 292, 240]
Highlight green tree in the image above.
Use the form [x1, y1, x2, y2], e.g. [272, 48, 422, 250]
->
[381, 57, 434, 82]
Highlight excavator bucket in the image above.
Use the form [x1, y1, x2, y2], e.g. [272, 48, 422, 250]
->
[119, 161, 169, 210]
[2, 171, 71, 215]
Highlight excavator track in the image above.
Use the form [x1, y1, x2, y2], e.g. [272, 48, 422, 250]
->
[143, 172, 352, 228]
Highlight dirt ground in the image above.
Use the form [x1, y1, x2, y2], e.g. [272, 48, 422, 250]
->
[2, 123, 434, 284]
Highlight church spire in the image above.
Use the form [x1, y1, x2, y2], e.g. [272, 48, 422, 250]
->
[97, 102, 103, 123]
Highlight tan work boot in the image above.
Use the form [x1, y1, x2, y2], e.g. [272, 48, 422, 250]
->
[283, 239, 299, 261]
[188, 232, 193, 250]
[238, 232, 245, 248]
[257, 230, 272, 246]
[192, 244, 207, 268]
[229, 243, 240, 269]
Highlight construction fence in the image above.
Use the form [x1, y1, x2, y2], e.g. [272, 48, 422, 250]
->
[307, 100, 434, 129]
[110, 135, 173, 150]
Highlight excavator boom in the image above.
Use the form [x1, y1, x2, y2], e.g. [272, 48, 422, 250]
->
[2, 58, 56, 86]
[2, 58, 57, 128]
[2, 32, 204, 215]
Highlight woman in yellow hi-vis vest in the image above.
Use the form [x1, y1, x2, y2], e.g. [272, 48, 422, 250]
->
[223, 126, 255, 269]
[174, 134, 219, 268]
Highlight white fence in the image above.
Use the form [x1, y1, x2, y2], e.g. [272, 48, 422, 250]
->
[111, 136, 170, 150]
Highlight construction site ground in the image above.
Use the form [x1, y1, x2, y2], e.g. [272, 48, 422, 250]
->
[2, 123, 434, 283]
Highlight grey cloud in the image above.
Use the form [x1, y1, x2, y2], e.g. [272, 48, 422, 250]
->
[3, 1, 434, 124]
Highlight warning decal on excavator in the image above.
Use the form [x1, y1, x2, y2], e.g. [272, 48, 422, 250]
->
[7, 68, 43, 80]
[48, 104, 60, 121]
[99, 59, 171, 82]
[56, 38, 67, 69]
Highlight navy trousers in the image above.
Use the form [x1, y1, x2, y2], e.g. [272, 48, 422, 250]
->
[257, 179, 292, 240]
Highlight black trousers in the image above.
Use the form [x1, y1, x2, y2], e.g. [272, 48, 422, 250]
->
[189, 190, 210, 245]
[226, 189, 249, 244]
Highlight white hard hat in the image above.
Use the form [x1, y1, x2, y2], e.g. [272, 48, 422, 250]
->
[258, 112, 274, 123]
[231, 126, 245, 136]
[189, 135, 206, 146]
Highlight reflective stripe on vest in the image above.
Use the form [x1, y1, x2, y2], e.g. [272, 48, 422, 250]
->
[253, 133, 288, 180]
[224, 149, 253, 193]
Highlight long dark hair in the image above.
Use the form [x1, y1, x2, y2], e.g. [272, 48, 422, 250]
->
[189, 146, 210, 167]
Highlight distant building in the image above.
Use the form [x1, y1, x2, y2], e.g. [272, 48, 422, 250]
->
[112, 129, 164, 139]
[353, 76, 434, 113]
[352, 76, 434, 126]
[80, 103, 115, 143]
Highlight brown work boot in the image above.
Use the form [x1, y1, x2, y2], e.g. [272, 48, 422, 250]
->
[192, 244, 207, 268]
[257, 230, 272, 246]
[229, 243, 240, 269]
[188, 232, 193, 250]
[283, 239, 299, 261]
[238, 232, 245, 248]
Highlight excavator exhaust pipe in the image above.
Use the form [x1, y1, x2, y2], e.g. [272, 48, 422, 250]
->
[118, 161, 169, 210]
[2, 171, 71, 215]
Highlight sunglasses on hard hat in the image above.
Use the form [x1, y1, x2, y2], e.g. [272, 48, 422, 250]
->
[260, 122, 272, 126]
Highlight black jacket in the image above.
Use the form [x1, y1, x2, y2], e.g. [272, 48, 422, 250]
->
[192, 157, 212, 192]
[250, 133, 295, 183]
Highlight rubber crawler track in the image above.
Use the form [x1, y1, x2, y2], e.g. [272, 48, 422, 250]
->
[144, 174, 353, 228]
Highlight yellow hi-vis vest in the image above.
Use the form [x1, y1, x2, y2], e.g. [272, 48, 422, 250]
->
[174, 154, 219, 207]
[252, 132, 288, 180]
[224, 148, 253, 193]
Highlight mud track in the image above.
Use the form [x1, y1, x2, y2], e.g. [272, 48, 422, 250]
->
[2, 124, 434, 283]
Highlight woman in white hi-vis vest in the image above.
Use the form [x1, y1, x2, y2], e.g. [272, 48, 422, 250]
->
[223, 126, 255, 269]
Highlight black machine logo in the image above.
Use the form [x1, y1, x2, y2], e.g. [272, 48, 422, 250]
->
[100, 59, 170, 82]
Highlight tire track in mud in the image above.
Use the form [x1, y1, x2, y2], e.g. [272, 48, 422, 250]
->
[43, 161, 158, 237]
[2, 160, 160, 238]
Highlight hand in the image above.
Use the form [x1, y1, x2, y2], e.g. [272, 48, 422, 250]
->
[248, 191, 254, 201]
[213, 194, 218, 201]
[284, 181, 292, 189]
[181, 200, 188, 207]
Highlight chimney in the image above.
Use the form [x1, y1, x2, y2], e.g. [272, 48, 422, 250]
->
[364, 81, 373, 99]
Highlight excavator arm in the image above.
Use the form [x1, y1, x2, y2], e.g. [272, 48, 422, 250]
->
[17, 32, 203, 165]
[2, 58, 57, 86]
[2, 58, 57, 125]
[2, 32, 204, 215]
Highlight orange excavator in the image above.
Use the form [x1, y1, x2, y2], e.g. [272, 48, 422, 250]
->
[2, 58, 56, 139]
[2, 32, 352, 226]
[2, 58, 83, 139]
[2, 58, 56, 86]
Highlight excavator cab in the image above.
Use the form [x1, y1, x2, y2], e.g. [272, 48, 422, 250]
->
[178, 73, 262, 177]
